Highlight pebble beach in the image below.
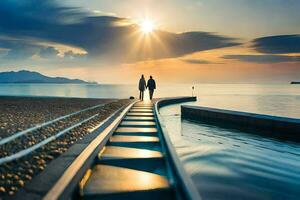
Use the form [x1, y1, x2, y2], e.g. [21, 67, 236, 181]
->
[0, 96, 131, 197]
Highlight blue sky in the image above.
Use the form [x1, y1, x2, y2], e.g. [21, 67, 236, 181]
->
[0, 0, 299, 83]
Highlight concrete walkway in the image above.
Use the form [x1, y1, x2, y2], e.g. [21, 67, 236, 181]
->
[80, 101, 174, 200]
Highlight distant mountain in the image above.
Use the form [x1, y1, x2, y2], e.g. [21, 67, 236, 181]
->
[291, 81, 300, 84]
[0, 70, 97, 84]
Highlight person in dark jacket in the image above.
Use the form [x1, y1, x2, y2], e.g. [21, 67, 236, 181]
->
[147, 75, 156, 100]
[138, 75, 146, 100]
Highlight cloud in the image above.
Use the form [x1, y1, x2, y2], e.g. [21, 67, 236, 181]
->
[39, 47, 59, 58]
[222, 54, 300, 63]
[161, 31, 239, 58]
[181, 58, 219, 64]
[0, 0, 240, 63]
[0, 38, 41, 60]
[0, 37, 83, 61]
[63, 50, 86, 59]
[253, 35, 300, 54]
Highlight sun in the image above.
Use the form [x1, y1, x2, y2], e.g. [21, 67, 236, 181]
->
[140, 20, 154, 34]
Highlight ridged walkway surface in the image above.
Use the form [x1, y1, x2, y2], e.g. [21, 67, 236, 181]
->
[80, 102, 175, 200]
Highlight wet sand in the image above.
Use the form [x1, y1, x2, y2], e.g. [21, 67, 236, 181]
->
[0, 96, 131, 197]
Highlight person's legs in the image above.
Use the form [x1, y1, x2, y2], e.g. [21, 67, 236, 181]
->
[139, 90, 142, 100]
[141, 91, 144, 100]
[148, 90, 151, 100]
[149, 90, 154, 100]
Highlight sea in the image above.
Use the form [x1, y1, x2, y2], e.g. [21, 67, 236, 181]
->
[1, 83, 300, 118]
[1, 83, 300, 199]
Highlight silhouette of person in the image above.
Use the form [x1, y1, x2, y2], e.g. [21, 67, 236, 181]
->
[138, 75, 146, 100]
[147, 75, 156, 100]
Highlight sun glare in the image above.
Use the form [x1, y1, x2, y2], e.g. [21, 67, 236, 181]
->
[140, 20, 154, 34]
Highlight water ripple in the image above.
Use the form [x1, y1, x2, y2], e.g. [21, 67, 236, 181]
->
[161, 105, 300, 200]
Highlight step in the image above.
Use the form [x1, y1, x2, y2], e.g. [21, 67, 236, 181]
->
[120, 121, 156, 127]
[114, 127, 158, 136]
[82, 165, 172, 200]
[98, 157, 166, 176]
[132, 106, 153, 109]
[131, 107, 153, 110]
[109, 135, 160, 143]
[134, 103, 153, 106]
[114, 132, 157, 137]
[115, 127, 158, 133]
[127, 112, 154, 117]
[129, 109, 153, 113]
[99, 146, 163, 160]
[123, 116, 155, 121]
[108, 141, 161, 151]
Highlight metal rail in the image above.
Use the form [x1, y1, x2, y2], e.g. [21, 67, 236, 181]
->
[0, 103, 109, 145]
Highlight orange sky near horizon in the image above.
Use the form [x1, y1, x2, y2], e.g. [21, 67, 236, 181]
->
[42, 44, 300, 84]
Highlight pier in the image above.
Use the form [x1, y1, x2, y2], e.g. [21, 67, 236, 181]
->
[11, 97, 199, 200]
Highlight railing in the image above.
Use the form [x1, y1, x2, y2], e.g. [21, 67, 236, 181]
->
[154, 96, 201, 200]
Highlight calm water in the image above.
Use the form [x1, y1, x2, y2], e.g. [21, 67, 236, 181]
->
[160, 104, 300, 200]
[1, 83, 300, 118]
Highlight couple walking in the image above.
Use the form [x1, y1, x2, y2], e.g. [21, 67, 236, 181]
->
[138, 75, 156, 100]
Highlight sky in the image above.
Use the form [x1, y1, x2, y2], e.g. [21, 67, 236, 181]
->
[0, 0, 300, 83]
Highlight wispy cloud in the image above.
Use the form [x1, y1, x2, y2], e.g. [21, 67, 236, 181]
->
[181, 58, 220, 64]
[252, 35, 300, 54]
[222, 54, 300, 63]
[39, 47, 60, 59]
